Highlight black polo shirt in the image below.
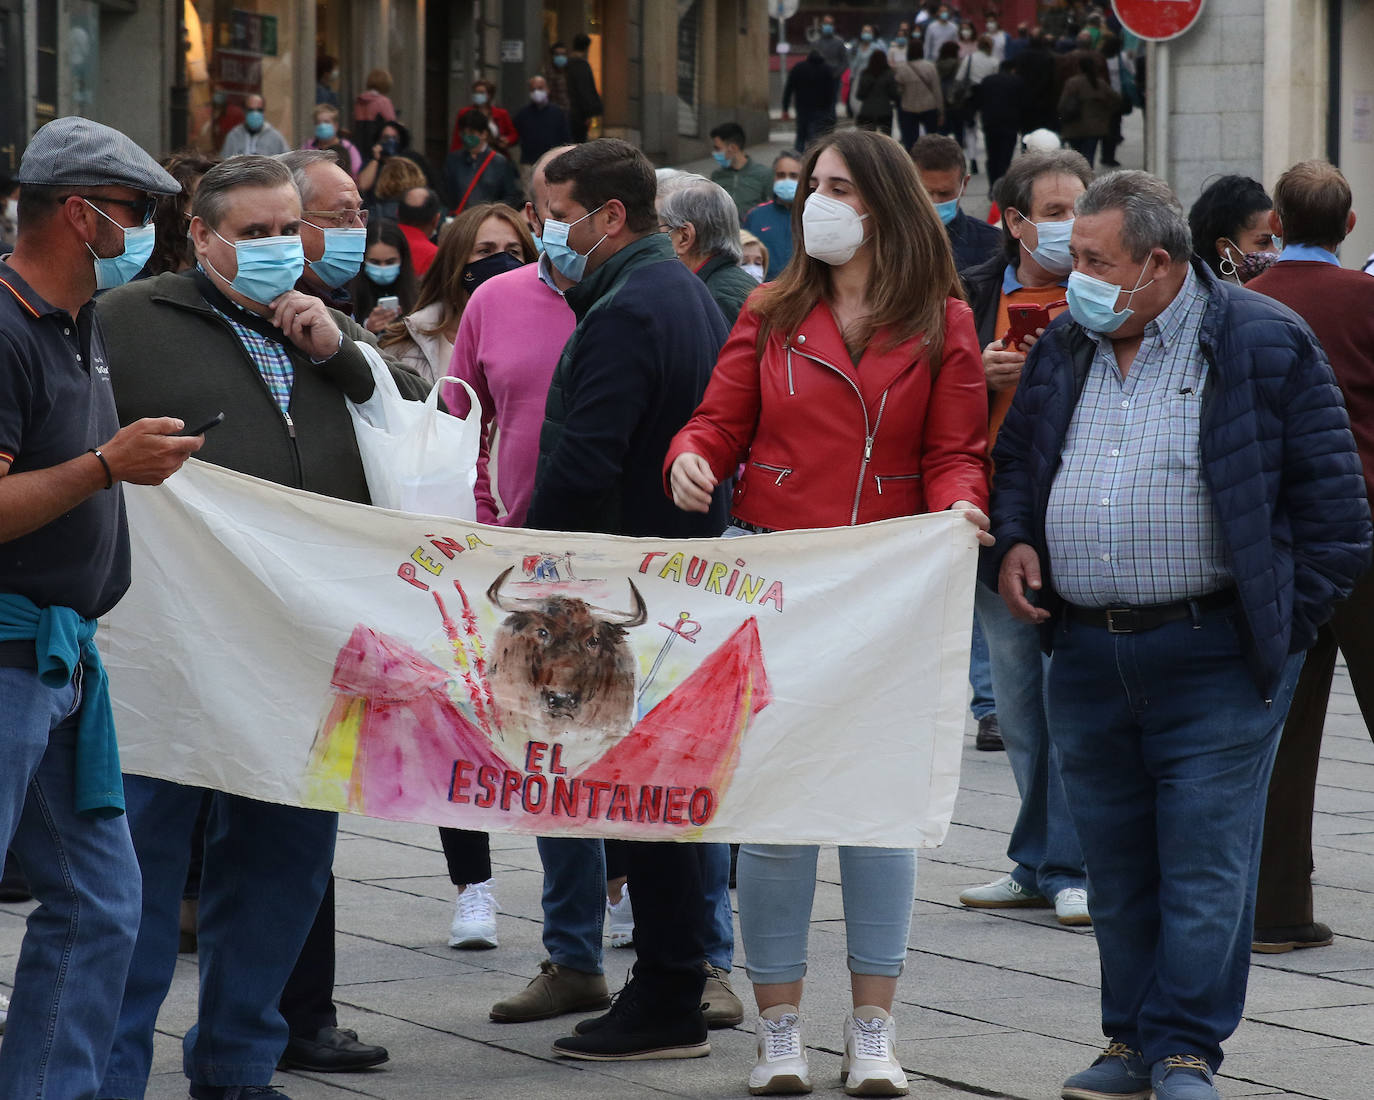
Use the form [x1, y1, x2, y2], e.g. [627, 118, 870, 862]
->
[0, 260, 129, 618]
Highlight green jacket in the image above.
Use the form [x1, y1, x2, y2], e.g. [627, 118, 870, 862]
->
[98, 270, 428, 505]
[711, 157, 773, 220]
[696, 254, 758, 328]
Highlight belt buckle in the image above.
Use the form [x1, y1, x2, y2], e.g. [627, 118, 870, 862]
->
[1104, 608, 1135, 634]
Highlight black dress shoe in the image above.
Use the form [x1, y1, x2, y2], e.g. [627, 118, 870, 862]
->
[1252, 921, 1333, 953]
[280, 1026, 389, 1072]
[975, 713, 1004, 751]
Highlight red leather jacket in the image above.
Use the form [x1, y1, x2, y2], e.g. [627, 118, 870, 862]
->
[665, 296, 989, 530]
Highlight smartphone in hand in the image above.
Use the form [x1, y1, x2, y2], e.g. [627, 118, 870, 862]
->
[180, 412, 225, 437]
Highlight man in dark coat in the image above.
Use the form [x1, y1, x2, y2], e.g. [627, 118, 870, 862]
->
[528, 138, 731, 1061]
[566, 33, 604, 143]
[975, 60, 1029, 188]
[993, 169, 1371, 1100]
[658, 173, 757, 327]
[782, 50, 838, 153]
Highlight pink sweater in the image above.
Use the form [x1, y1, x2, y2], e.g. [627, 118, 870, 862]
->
[442, 262, 575, 526]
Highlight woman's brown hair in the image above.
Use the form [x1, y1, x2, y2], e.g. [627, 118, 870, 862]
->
[750, 130, 962, 360]
[375, 157, 426, 200]
[379, 203, 536, 347]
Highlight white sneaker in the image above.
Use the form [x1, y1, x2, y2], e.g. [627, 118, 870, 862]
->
[448, 879, 498, 948]
[841, 1007, 908, 1096]
[749, 1006, 811, 1095]
[0, 992, 8, 1034]
[607, 884, 634, 948]
[1055, 886, 1092, 927]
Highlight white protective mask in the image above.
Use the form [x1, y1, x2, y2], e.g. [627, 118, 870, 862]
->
[741, 262, 765, 282]
[802, 191, 869, 266]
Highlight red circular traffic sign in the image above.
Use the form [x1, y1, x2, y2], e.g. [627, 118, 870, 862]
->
[1111, 0, 1205, 41]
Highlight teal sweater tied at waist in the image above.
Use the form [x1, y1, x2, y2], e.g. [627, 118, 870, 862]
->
[0, 592, 124, 818]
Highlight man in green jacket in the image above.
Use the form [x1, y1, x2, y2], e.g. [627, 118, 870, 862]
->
[709, 121, 773, 220]
[658, 172, 757, 327]
[95, 154, 425, 1100]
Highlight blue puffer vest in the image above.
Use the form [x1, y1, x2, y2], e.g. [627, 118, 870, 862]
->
[990, 259, 1372, 698]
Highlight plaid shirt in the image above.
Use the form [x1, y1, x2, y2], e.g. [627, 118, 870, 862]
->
[1045, 265, 1231, 607]
[212, 305, 294, 415]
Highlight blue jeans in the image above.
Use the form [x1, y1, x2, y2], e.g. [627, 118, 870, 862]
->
[1047, 609, 1304, 1069]
[536, 837, 733, 973]
[737, 845, 915, 984]
[0, 665, 141, 1100]
[975, 581, 1085, 896]
[100, 777, 336, 1095]
[968, 611, 995, 721]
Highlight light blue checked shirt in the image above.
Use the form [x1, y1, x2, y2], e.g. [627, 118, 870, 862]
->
[1045, 265, 1231, 607]
[211, 304, 294, 415]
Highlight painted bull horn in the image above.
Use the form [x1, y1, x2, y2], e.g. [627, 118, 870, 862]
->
[590, 580, 648, 627]
[486, 565, 547, 612]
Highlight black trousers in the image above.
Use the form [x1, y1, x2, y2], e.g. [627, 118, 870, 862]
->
[279, 875, 338, 1036]
[438, 828, 491, 886]
[984, 125, 1019, 189]
[1256, 567, 1374, 927]
[623, 840, 709, 1015]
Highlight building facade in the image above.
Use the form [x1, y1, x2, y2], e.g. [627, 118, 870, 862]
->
[2, 0, 768, 180]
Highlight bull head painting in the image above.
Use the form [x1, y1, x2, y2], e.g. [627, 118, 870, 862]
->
[485, 566, 648, 771]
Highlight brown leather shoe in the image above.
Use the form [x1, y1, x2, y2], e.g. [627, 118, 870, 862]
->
[1252, 921, 1333, 953]
[489, 960, 611, 1023]
[702, 963, 744, 1029]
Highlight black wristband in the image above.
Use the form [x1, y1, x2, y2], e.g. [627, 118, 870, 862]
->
[89, 447, 113, 489]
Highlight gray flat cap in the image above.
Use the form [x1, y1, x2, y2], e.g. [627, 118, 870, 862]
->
[16, 116, 179, 194]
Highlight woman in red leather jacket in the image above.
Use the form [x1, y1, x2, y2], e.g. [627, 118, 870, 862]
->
[665, 128, 990, 1098]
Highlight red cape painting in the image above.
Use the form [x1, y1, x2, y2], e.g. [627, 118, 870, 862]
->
[303, 573, 772, 835]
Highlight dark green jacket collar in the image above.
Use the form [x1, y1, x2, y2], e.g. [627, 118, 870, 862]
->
[565, 233, 674, 319]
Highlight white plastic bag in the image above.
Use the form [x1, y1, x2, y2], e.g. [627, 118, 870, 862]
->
[347, 343, 482, 520]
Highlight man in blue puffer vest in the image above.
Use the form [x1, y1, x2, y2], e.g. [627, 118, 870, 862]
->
[990, 170, 1371, 1100]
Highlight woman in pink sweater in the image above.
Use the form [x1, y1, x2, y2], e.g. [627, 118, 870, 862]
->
[442, 251, 576, 527]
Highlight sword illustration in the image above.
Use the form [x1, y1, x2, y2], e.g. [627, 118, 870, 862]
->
[637, 611, 700, 703]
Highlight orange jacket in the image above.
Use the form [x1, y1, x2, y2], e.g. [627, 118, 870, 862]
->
[665, 295, 989, 530]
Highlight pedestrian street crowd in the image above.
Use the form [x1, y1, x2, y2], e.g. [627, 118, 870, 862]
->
[2, 58, 1374, 1100]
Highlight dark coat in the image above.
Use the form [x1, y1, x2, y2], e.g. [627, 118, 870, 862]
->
[442, 146, 523, 212]
[1057, 73, 1119, 139]
[529, 233, 730, 538]
[97, 271, 428, 505]
[989, 259, 1372, 697]
[783, 54, 839, 116]
[947, 209, 1004, 276]
[697, 254, 759, 328]
[975, 71, 1028, 133]
[959, 250, 1007, 349]
[856, 68, 900, 124]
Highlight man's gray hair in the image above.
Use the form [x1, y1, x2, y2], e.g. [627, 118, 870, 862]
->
[192, 155, 295, 229]
[1075, 170, 1193, 262]
[772, 149, 802, 171]
[657, 176, 742, 261]
[276, 148, 339, 206]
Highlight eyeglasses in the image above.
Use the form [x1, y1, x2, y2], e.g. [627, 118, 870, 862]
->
[76, 194, 158, 226]
[301, 208, 369, 229]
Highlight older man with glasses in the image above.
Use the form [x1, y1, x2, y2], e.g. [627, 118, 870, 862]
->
[280, 149, 370, 317]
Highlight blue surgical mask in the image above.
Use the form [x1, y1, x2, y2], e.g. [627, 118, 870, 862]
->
[1066, 261, 1154, 334]
[206, 227, 305, 304]
[821, 23, 834, 34]
[938, 11, 950, 21]
[472, 92, 489, 105]
[245, 109, 265, 132]
[894, 36, 907, 47]
[712, 151, 730, 167]
[553, 54, 569, 67]
[314, 122, 337, 141]
[531, 233, 544, 254]
[1273, 234, 1284, 252]
[541, 204, 605, 282]
[364, 260, 401, 286]
[935, 197, 960, 225]
[773, 178, 798, 203]
[84, 200, 156, 290]
[1016, 213, 1074, 275]
[861, 31, 874, 42]
[304, 223, 367, 288]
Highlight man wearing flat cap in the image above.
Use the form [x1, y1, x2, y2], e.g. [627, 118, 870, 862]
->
[0, 116, 203, 1096]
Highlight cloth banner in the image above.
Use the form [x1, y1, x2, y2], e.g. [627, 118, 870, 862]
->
[103, 460, 977, 847]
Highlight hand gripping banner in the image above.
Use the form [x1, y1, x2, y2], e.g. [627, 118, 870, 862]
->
[102, 461, 977, 847]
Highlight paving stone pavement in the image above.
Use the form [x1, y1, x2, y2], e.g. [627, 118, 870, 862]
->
[1, 659, 1369, 1099]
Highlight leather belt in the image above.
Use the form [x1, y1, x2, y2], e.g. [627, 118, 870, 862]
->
[0, 640, 37, 668]
[1064, 588, 1236, 634]
[728, 516, 775, 535]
